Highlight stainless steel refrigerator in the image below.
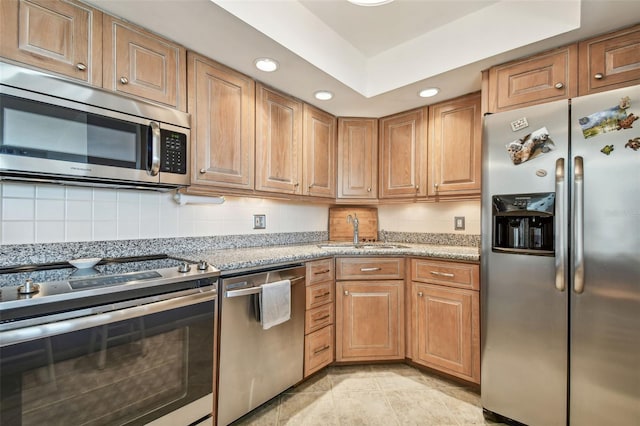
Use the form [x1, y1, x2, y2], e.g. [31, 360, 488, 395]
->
[481, 85, 640, 426]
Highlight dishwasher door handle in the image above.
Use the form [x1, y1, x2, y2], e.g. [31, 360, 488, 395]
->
[225, 275, 305, 298]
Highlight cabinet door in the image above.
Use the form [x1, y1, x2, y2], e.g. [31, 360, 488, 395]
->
[255, 84, 303, 194]
[578, 24, 640, 96]
[379, 107, 427, 198]
[337, 118, 378, 199]
[336, 281, 404, 361]
[188, 52, 255, 190]
[428, 92, 482, 197]
[487, 45, 578, 112]
[412, 282, 479, 383]
[103, 15, 186, 110]
[303, 104, 336, 198]
[0, 0, 102, 85]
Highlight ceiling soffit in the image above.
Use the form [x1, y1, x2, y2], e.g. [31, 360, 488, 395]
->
[213, 0, 581, 98]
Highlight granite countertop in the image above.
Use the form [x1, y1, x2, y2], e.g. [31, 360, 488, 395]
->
[176, 242, 480, 274]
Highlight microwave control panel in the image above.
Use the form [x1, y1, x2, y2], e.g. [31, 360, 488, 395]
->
[160, 130, 187, 174]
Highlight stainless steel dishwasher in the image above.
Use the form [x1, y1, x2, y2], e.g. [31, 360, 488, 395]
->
[217, 264, 306, 426]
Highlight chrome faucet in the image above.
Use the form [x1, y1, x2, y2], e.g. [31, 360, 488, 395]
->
[346, 213, 359, 245]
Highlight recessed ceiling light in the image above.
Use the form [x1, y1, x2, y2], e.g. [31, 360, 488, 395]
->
[418, 88, 439, 98]
[348, 0, 394, 6]
[254, 58, 279, 72]
[314, 90, 334, 101]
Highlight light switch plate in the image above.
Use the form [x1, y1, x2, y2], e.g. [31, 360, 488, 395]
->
[454, 216, 465, 231]
[253, 214, 266, 229]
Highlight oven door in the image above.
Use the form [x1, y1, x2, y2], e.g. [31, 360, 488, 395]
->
[0, 289, 216, 426]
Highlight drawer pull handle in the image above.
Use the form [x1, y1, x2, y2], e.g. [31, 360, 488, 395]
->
[76, 62, 87, 71]
[360, 267, 381, 272]
[430, 271, 455, 278]
[313, 345, 331, 355]
[314, 291, 331, 299]
[314, 269, 331, 275]
[314, 314, 331, 321]
[554, 82, 564, 89]
[594, 73, 604, 80]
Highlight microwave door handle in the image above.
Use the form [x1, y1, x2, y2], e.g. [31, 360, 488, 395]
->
[148, 121, 161, 176]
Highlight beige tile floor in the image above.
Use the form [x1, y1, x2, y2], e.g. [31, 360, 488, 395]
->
[229, 363, 507, 426]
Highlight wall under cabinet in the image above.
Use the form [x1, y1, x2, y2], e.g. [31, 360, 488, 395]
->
[0, 182, 480, 245]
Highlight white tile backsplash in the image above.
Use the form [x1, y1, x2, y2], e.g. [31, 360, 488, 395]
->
[0, 182, 481, 244]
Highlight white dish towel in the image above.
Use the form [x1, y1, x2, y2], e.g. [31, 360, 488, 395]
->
[260, 279, 291, 330]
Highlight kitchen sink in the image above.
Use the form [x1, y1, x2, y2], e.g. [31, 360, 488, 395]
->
[317, 243, 408, 250]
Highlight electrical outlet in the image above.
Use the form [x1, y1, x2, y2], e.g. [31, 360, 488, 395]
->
[454, 216, 465, 231]
[253, 214, 266, 229]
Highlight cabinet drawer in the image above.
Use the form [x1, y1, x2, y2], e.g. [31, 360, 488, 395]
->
[411, 259, 479, 290]
[306, 259, 335, 285]
[304, 325, 334, 377]
[336, 257, 405, 280]
[305, 303, 334, 334]
[306, 282, 334, 310]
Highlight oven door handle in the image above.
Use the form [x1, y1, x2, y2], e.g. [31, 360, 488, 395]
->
[0, 289, 216, 348]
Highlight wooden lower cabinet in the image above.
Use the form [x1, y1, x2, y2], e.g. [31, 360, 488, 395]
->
[304, 325, 334, 377]
[304, 259, 335, 378]
[336, 280, 404, 361]
[411, 282, 480, 384]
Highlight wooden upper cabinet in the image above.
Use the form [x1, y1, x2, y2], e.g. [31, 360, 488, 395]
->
[303, 104, 336, 198]
[379, 107, 427, 199]
[187, 52, 255, 191]
[255, 84, 303, 195]
[579, 24, 640, 96]
[103, 15, 186, 110]
[428, 92, 482, 198]
[337, 118, 378, 199]
[0, 0, 102, 85]
[487, 45, 578, 112]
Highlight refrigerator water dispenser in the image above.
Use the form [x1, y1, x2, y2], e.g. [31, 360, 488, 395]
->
[492, 192, 555, 255]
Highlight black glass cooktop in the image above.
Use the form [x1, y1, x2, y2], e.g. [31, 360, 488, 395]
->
[0, 255, 192, 288]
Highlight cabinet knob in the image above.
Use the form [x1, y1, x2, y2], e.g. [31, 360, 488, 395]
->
[199, 168, 206, 174]
[120, 76, 129, 85]
[554, 82, 564, 89]
[76, 63, 87, 71]
[344, 290, 349, 296]
[418, 291, 423, 297]
[415, 185, 419, 191]
[367, 187, 371, 192]
[294, 182, 299, 187]
[434, 183, 439, 192]
[594, 73, 604, 80]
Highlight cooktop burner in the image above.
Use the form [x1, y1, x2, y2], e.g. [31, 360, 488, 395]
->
[0, 255, 220, 321]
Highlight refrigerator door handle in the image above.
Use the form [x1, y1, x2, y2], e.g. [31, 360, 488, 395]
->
[573, 156, 585, 293]
[555, 158, 566, 291]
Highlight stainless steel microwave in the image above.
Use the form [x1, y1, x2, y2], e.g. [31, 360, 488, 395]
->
[0, 62, 190, 190]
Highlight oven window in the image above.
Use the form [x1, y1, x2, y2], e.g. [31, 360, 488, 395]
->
[0, 94, 144, 169]
[0, 299, 214, 426]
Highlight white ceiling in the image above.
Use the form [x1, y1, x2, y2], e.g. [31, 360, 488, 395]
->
[88, 0, 640, 117]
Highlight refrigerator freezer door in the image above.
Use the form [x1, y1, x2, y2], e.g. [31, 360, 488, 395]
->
[569, 86, 640, 426]
[481, 100, 569, 425]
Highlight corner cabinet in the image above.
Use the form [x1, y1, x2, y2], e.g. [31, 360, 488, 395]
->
[578, 24, 640, 96]
[410, 258, 480, 384]
[255, 84, 304, 195]
[103, 15, 187, 111]
[428, 92, 482, 198]
[337, 118, 378, 200]
[486, 45, 578, 113]
[187, 52, 255, 191]
[303, 104, 336, 198]
[379, 107, 427, 199]
[335, 257, 405, 361]
[0, 0, 103, 86]
[304, 259, 335, 377]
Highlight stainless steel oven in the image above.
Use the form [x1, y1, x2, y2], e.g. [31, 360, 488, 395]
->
[0, 255, 218, 426]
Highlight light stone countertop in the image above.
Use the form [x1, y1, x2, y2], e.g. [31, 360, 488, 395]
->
[176, 242, 480, 275]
